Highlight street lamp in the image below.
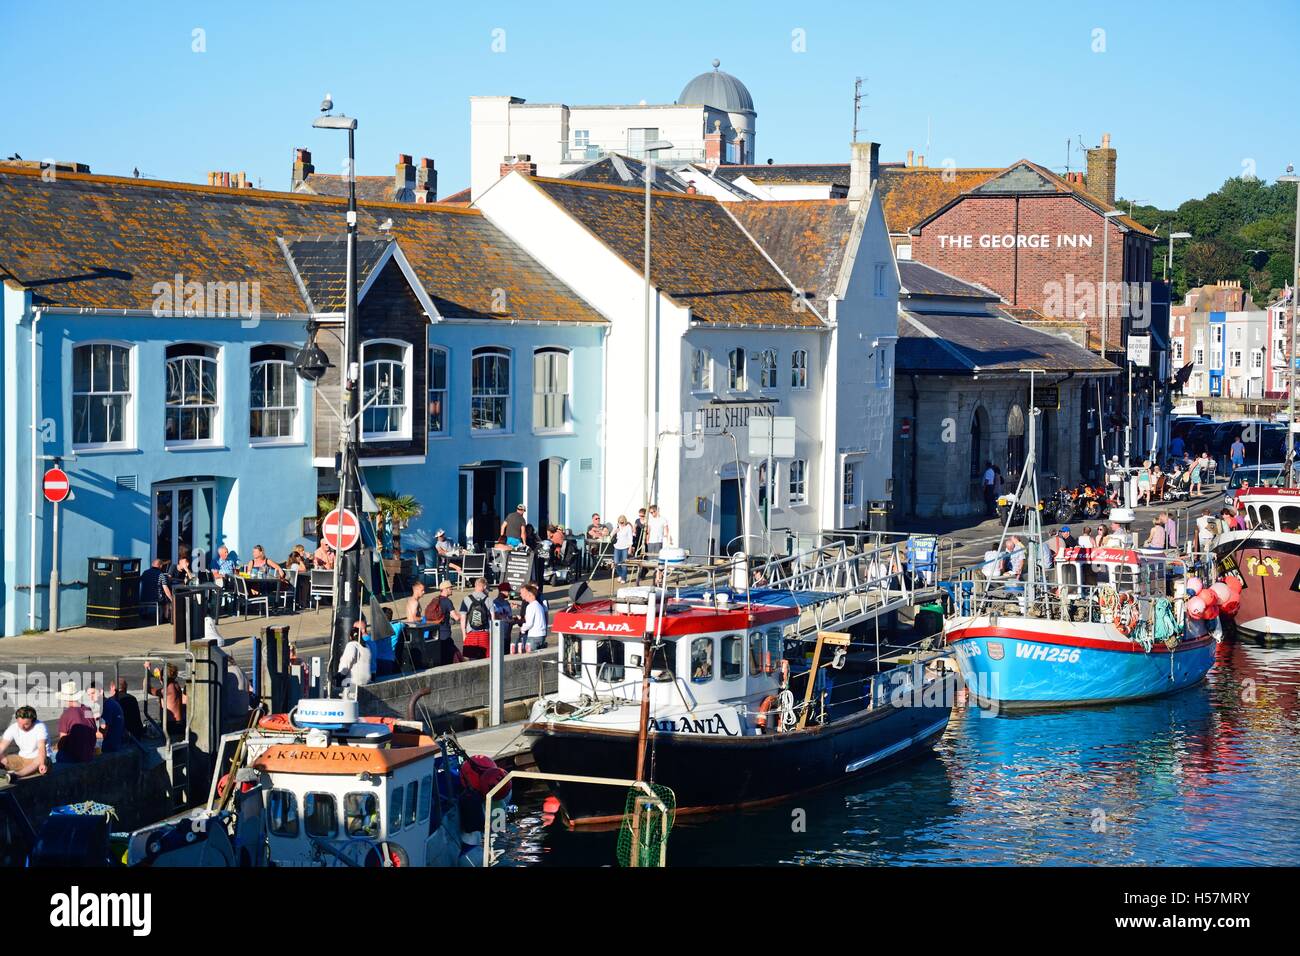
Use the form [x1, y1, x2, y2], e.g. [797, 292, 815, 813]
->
[309, 101, 360, 690]
[1277, 167, 1300, 482]
[641, 139, 673, 517]
[1100, 208, 1126, 463]
[1166, 230, 1191, 282]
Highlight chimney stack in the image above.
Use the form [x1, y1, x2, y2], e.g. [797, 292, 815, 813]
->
[906, 149, 913, 167]
[415, 156, 437, 203]
[704, 120, 724, 169]
[848, 141, 880, 213]
[207, 171, 251, 189]
[916, 154, 925, 168]
[499, 153, 537, 179]
[395, 153, 415, 198]
[292, 148, 314, 190]
[1085, 132, 1117, 206]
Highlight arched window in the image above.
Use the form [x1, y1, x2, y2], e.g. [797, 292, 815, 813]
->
[728, 348, 746, 391]
[759, 348, 778, 389]
[788, 458, 807, 505]
[1006, 404, 1026, 477]
[165, 343, 219, 444]
[428, 346, 448, 436]
[690, 348, 712, 391]
[249, 344, 298, 442]
[970, 407, 988, 481]
[790, 349, 808, 389]
[361, 340, 409, 439]
[471, 346, 511, 432]
[73, 342, 131, 447]
[533, 347, 570, 432]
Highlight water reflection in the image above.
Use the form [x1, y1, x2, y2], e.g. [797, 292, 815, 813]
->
[499, 643, 1300, 866]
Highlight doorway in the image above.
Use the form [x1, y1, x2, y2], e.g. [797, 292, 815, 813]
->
[719, 474, 744, 555]
[459, 463, 528, 551]
[537, 457, 566, 531]
[152, 481, 216, 566]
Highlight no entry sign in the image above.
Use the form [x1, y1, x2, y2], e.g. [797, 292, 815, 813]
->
[43, 467, 70, 503]
[322, 507, 360, 551]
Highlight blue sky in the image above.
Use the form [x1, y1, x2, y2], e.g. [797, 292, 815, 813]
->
[2, 0, 1296, 208]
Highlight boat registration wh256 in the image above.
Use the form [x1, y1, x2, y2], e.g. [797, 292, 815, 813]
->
[1014, 643, 1081, 664]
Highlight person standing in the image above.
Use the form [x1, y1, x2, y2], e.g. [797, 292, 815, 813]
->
[1189, 455, 1204, 497]
[646, 504, 670, 557]
[632, 508, 648, 556]
[982, 462, 997, 517]
[1162, 511, 1178, 550]
[1230, 434, 1247, 477]
[114, 679, 145, 740]
[1, 705, 50, 778]
[424, 580, 458, 665]
[456, 577, 492, 660]
[405, 580, 427, 623]
[492, 583, 516, 653]
[54, 681, 97, 765]
[87, 682, 125, 755]
[613, 515, 633, 584]
[502, 504, 527, 548]
[336, 620, 373, 688]
[519, 582, 549, 651]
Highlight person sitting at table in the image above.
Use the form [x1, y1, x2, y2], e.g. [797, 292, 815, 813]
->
[313, 539, 336, 570]
[212, 545, 239, 581]
[547, 524, 566, 547]
[172, 553, 195, 587]
[286, 545, 309, 571]
[245, 544, 285, 579]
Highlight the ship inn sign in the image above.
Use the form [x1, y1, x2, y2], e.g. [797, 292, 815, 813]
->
[694, 400, 777, 432]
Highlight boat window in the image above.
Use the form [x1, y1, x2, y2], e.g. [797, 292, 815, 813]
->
[596, 638, 625, 682]
[721, 635, 743, 681]
[405, 780, 419, 828]
[417, 776, 433, 824]
[1257, 506, 1276, 531]
[1279, 506, 1300, 532]
[767, 628, 784, 671]
[388, 784, 405, 832]
[344, 792, 380, 838]
[749, 632, 764, 676]
[1247, 505, 1258, 527]
[1110, 565, 1138, 590]
[691, 637, 714, 683]
[304, 792, 337, 838]
[267, 789, 299, 837]
[561, 636, 582, 678]
[649, 639, 676, 680]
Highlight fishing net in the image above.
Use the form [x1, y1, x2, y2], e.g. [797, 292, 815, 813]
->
[615, 783, 676, 868]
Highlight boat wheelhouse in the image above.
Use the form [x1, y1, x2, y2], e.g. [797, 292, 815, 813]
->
[1214, 486, 1300, 644]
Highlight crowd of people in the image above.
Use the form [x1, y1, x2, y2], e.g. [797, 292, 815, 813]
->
[1, 678, 149, 779]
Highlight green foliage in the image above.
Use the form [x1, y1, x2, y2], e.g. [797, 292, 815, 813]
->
[1121, 176, 1296, 303]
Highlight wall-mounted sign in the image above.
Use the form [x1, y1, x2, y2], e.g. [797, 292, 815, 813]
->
[1033, 386, 1060, 410]
[748, 416, 796, 458]
[1127, 335, 1151, 367]
[695, 401, 776, 432]
[936, 233, 1095, 250]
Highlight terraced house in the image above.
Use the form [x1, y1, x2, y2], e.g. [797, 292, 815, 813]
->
[0, 163, 604, 633]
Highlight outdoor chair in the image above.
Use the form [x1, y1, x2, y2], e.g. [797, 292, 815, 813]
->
[279, 569, 299, 613]
[310, 569, 333, 609]
[459, 552, 487, 583]
[234, 575, 269, 620]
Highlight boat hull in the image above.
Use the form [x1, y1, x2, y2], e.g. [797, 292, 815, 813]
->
[946, 617, 1216, 709]
[525, 674, 955, 827]
[1213, 531, 1300, 645]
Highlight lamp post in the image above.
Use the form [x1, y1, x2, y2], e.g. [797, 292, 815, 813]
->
[641, 140, 673, 515]
[310, 100, 361, 690]
[1166, 230, 1191, 283]
[1100, 208, 1126, 463]
[1278, 167, 1300, 483]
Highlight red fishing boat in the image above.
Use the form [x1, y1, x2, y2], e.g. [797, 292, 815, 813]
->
[1213, 486, 1300, 644]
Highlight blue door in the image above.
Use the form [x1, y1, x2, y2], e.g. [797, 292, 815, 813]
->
[719, 478, 742, 555]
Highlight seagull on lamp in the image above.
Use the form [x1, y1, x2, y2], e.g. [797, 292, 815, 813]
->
[320, 92, 333, 114]
[379, 218, 393, 232]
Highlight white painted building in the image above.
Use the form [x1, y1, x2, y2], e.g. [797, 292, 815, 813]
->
[475, 143, 897, 556]
[469, 61, 757, 201]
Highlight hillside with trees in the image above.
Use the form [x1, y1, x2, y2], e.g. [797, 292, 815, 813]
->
[1121, 176, 1296, 305]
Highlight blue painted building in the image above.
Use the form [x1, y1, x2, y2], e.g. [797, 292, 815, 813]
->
[0, 164, 606, 634]
[1208, 310, 1226, 397]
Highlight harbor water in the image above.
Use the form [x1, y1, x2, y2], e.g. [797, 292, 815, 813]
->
[500, 641, 1300, 866]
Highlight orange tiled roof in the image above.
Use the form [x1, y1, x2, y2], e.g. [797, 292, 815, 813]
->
[0, 166, 604, 323]
[530, 177, 823, 327]
[724, 199, 855, 314]
[875, 166, 1000, 235]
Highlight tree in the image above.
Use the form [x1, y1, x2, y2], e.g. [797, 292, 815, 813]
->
[373, 493, 422, 558]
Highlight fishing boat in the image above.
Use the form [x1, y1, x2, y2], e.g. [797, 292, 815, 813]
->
[121, 698, 502, 867]
[523, 540, 956, 828]
[1213, 486, 1300, 644]
[943, 391, 1217, 709]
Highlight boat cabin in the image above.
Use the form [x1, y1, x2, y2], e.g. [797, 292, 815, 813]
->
[549, 587, 802, 737]
[1233, 486, 1300, 534]
[1053, 546, 1183, 600]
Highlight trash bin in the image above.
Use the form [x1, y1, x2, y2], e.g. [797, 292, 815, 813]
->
[868, 499, 893, 533]
[86, 557, 141, 630]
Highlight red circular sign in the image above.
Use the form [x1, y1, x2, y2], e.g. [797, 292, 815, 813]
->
[322, 507, 360, 551]
[43, 467, 70, 503]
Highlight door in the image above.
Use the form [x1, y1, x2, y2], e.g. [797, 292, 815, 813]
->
[458, 471, 473, 547]
[152, 482, 215, 564]
[471, 469, 499, 551]
[537, 458, 565, 531]
[720, 478, 742, 555]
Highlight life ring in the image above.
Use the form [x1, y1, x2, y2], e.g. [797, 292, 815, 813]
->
[755, 695, 779, 731]
[257, 713, 296, 733]
[1112, 593, 1137, 636]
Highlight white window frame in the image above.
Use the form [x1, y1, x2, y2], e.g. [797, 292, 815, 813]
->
[248, 344, 301, 446]
[165, 343, 221, 448]
[72, 340, 134, 451]
[690, 347, 713, 393]
[573, 129, 590, 150]
[727, 347, 746, 392]
[360, 339, 412, 442]
[1173, 341, 1184, 364]
[1229, 349, 1242, 369]
[471, 345, 512, 434]
[533, 346, 571, 434]
[759, 348, 778, 390]
[788, 458, 807, 505]
[1194, 346, 1205, 367]
[842, 460, 858, 508]
[790, 349, 808, 389]
[875, 342, 893, 390]
[428, 345, 449, 437]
